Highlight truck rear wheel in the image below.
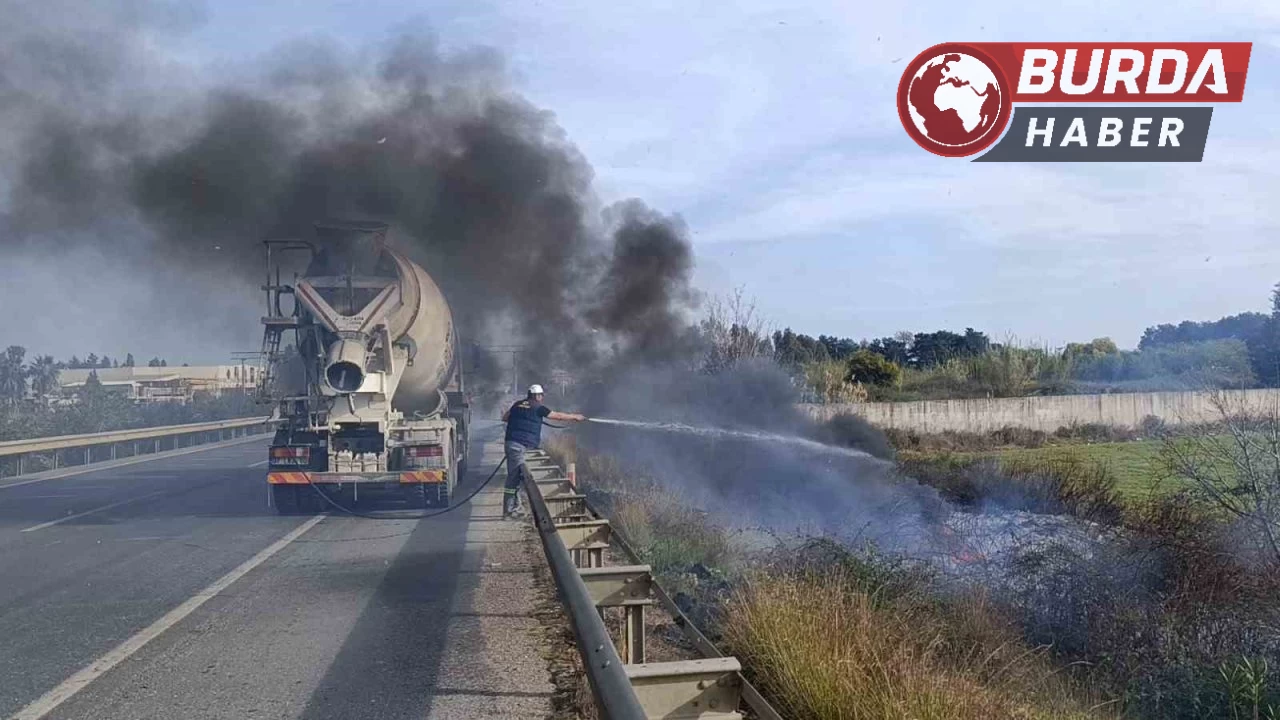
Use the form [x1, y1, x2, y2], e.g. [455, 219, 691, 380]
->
[272, 485, 301, 515]
[300, 485, 328, 514]
[406, 484, 430, 509]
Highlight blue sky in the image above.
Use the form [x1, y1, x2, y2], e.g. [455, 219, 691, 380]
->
[186, 0, 1279, 350]
[3, 1, 1278, 361]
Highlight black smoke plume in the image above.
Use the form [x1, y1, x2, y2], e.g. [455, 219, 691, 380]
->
[0, 3, 696, 375]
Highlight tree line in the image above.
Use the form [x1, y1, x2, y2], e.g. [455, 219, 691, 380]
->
[0, 345, 255, 442]
[62, 353, 172, 369]
[0, 346, 174, 409]
[702, 281, 1280, 402]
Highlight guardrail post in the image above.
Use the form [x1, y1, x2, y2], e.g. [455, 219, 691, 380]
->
[110, 443, 117, 461]
[546, 493, 590, 525]
[626, 658, 745, 719]
[581, 565, 654, 665]
[52, 450, 59, 470]
[84, 446, 91, 466]
[16, 453, 23, 476]
[625, 600, 646, 666]
[557, 519, 611, 569]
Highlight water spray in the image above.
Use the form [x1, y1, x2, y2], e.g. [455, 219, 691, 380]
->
[585, 416, 883, 462]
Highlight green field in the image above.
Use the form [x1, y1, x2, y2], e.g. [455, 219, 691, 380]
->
[903, 440, 1196, 504]
[995, 441, 1178, 501]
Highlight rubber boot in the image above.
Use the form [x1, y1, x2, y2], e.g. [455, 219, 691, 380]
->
[504, 490, 525, 518]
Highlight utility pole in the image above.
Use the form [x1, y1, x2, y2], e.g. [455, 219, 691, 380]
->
[482, 345, 526, 395]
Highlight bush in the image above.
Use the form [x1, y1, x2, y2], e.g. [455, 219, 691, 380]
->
[1072, 339, 1258, 389]
[896, 455, 1123, 523]
[887, 426, 1051, 452]
[1052, 423, 1141, 443]
[845, 349, 901, 387]
[1139, 414, 1167, 436]
[963, 344, 1075, 397]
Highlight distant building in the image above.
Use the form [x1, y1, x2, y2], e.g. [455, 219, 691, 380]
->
[57, 365, 261, 404]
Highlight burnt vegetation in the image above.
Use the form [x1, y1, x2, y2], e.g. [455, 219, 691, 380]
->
[547, 303, 1280, 719]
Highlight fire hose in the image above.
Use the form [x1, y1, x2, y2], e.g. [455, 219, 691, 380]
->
[299, 420, 569, 521]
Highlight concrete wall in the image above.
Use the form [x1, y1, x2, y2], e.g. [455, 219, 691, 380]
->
[798, 389, 1280, 434]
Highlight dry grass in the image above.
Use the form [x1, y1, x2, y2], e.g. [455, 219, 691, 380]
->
[722, 571, 1110, 720]
[545, 434, 734, 576]
[803, 359, 870, 403]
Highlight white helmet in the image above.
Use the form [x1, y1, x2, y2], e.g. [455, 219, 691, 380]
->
[528, 384, 545, 395]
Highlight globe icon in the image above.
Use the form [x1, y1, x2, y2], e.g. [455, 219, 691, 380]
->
[904, 51, 1005, 153]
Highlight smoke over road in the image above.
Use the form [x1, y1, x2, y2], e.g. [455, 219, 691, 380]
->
[0, 1, 696, 372]
[1, 1, 1112, 586]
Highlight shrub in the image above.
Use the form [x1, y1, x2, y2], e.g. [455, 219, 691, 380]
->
[887, 426, 1052, 452]
[1072, 339, 1258, 389]
[1052, 423, 1140, 443]
[845, 349, 902, 387]
[1137, 414, 1164, 436]
[896, 455, 1123, 523]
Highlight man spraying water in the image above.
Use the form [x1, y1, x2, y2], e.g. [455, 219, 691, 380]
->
[500, 384, 587, 518]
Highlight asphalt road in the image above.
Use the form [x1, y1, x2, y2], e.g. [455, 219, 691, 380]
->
[0, 421, 555, 720]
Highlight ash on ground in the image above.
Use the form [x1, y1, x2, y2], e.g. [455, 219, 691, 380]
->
[922, 509, 1123, 587]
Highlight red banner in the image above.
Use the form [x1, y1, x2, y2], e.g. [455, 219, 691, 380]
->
[968, 43, 1252, 103]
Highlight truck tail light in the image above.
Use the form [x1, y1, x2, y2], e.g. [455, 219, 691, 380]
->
[406, 444, 445, 469]
[270, 446, 310, 465]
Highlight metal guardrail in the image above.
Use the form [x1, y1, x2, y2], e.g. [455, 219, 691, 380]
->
[525, 462, 649, 720]
[524, 449, 773, 720]
[0, 417, 271, 479]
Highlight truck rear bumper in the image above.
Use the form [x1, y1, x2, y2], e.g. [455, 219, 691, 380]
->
[267, 471, 447, 485]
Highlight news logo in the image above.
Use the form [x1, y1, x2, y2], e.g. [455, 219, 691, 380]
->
[897, 43, 1253, 161]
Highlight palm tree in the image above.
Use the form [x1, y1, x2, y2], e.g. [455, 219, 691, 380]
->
[28, 355, 61, 403]
[0, 345, 28, 409]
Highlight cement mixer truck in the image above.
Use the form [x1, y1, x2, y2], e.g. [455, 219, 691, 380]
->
[257, 220, 471, 514]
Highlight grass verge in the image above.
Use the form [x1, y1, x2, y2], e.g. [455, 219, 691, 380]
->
[722, 567, 1106, 720]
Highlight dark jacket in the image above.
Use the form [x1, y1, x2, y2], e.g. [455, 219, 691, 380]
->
[505, 399, 551, 448]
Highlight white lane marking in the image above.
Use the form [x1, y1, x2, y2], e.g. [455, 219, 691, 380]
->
[0, 435, 267, 491]
[248, 459, 269, 468]
[8, 514, 325, 720]
[21, 489, 174, 533]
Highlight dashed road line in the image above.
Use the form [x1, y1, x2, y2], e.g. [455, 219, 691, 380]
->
[20, 490, 175, 533]
[7, 514, 326, 720]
